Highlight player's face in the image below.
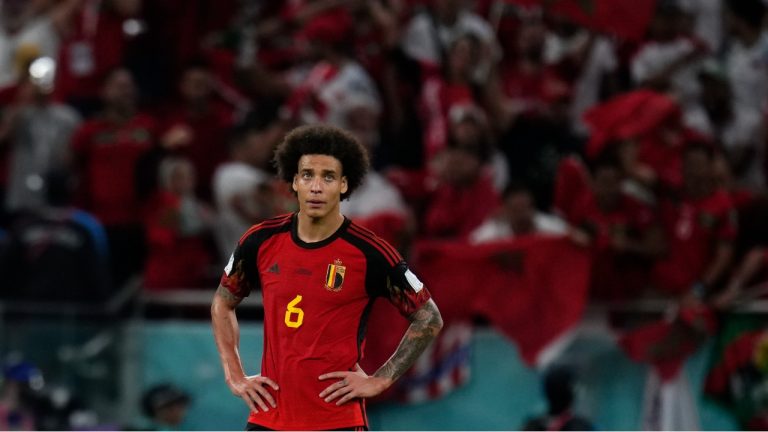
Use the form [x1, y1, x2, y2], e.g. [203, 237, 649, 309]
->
[293, 154, 348, 220]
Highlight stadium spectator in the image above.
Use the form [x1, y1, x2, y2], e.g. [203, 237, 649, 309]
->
[0, 0, 80, 91]
[3, 58, 81, 213]
[722, 0, 768, 114]
[340, 97, 406, 219]
[652, 143, 737, 302]
[340, 98, 410, 246]
[494, 16, 579, 209]
[2, 170, 110, 303]
[470, 182, 567, 244]
[630, 2, 707, 112]
[682, 0, 723, 54]
[54, 0, 144, 116]
[691, 65, 765, 191]
[419, 34, 485, 161]
[140, 383, 191, 431]
[212, 120, 284, 264]
[422, 132, 499, 239]
[567, 148, 663, 300]
[283, 8, 381, 130]
[143, 157, 214, 290]
[494, 16, 571, 127]
[0, 359, 42, 431]
[543, 18, 619, 137]
[159, 60, 235, 202]
[400, 0, 497, 82]
[522, 364, 595, 431]
[448, 104, 509, 192]
[70, 67, 156, 287]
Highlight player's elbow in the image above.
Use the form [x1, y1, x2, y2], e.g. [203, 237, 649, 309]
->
[210, 294, 227, 319]
[433, 309, 444, 334]
[420, 300, 443, 337]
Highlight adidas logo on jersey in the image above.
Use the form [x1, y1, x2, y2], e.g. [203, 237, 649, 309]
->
[267, 263, 280, 274]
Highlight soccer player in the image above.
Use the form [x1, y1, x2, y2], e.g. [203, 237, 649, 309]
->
[211, 124, 443, 430]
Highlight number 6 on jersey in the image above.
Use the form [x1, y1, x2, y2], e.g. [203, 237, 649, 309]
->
[285, 295, 304, 328]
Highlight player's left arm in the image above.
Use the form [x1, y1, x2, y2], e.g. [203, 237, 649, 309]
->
[319, 299, 443, 405]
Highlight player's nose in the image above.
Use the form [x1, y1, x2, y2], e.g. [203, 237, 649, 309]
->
[310, 177, 323, 193]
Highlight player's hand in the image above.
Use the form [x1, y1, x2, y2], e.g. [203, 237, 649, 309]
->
[318, 364, 391, 406]
[228, 374, 279, 413]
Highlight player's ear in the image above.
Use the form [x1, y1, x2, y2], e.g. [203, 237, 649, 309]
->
[292, 174, 298, 192]
[341, 176, 348, 194]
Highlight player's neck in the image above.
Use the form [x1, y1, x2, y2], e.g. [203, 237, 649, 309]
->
[296, 211, 345, 243]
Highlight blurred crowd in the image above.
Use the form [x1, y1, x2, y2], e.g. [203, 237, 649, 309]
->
[0, 0, 766, 331]
[0, 0, 768, 430]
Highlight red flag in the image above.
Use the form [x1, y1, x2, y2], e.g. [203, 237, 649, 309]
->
[703, 320, 768, 427]
[506, 0, 656, 41]
[619, 305, 717, 381]
[583, 89, 681, 158]
[412, 236, 591, 366]
[704, 329, 767, 397]
[361, 236, 590, 404]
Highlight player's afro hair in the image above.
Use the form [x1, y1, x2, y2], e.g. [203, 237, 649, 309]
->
[273, 124, 370, 200]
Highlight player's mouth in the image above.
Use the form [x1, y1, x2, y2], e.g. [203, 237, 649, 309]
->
[306, 200, 325, 208]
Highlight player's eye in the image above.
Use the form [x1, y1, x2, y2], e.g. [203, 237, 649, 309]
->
[324, 174, 335, 181]
[302, 172, 312, 179]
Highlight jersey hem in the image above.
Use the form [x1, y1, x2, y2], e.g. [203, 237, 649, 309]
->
[247, 416, 366, 431]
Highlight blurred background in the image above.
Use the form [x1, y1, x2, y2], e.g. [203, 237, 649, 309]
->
[0, 0, 768, 430]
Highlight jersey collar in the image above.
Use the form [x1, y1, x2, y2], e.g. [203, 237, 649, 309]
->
[290, 212, 351, 249]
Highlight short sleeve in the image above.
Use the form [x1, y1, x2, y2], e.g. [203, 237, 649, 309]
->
[379, 261, 432, 317]
[219, 232, 261, 298]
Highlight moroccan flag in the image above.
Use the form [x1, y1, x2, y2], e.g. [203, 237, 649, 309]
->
[362, 235, 591, 404]
[703, 315, 768, 428]
[412, 235, 591, 366]
[505, 0, 656, 41]
[619, 305, 717, 382]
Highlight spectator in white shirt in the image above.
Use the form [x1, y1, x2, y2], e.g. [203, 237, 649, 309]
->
[400, 0, 497, 82]
[690, 66, 766, 190]
[212, 119, 284, 262]
[543, 19, 618, 137]
[470, 182, 567, 244]
[340, 95, 408, 219]
[723, 0, 768, 114]
[630, 3, 708, 110]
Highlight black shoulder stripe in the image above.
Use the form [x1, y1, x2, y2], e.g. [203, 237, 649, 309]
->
[237, 213, 293, 245]
[349, 223, 402, 262]
[347, 225, 398, 266]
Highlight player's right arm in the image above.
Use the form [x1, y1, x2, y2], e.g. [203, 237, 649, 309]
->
[211, 284, 279, 412]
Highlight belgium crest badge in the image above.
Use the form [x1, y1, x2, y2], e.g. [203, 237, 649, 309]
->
[325, 259, 346, 292]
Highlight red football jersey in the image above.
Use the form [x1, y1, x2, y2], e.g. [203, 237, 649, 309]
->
[653, 189, 737, 295]
[570, 191, 658, 300]
[220, 213, 431, 430]
[70, 114, 157, 225]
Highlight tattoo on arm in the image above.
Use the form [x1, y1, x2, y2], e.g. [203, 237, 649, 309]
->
[216, 285, 243, 308]
[374, 300, 443, 381]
